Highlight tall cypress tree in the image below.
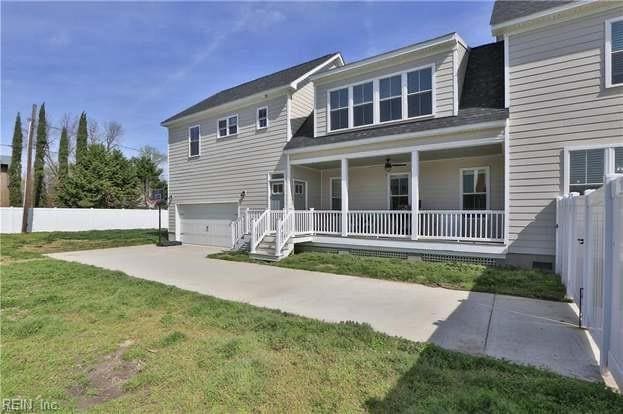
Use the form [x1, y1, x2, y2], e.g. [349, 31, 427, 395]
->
[7, 113, 23, 206]
[56, 126, 69, 195]
[33, 103, 48, 207]
[75, 112, 88, 165]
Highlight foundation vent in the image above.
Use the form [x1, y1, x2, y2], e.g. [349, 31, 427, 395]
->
[421, 253, 498, 266]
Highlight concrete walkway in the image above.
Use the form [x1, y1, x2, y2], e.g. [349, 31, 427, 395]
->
[48, 244, 601, 382]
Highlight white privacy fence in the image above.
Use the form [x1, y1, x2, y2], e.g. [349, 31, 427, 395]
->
[556, 175, 623, 388]
[0, 207, 168, 233]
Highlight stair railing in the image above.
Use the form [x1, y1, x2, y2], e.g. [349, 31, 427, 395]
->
[250, 210, 270, 253]
[275, 210, 295, 256]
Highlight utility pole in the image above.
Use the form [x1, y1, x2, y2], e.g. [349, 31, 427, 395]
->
[21, 104, 37, 233]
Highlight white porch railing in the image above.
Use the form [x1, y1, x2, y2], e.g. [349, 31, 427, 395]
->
[275, 211, 295, 255]
[312, 210, 342, 235]
[348, 210, 411, 238]
[250, 210, 270, 253]
[418, 210, 504, 242]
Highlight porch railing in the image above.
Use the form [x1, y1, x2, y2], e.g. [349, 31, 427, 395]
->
[250, 210, 270, 253]
[275, 211, 295, 256]
[418, 210, 504, 242]
[348, 210, 411, 238]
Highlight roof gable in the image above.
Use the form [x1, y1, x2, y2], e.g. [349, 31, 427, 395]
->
[490, 0, 576, 26]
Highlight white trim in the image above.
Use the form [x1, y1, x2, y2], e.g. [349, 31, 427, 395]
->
[286, 119, 506, 155]
[217, 114, 239, 138]
[459, 166, 491, 210]
[562, 143, 623, 194]
[453, 47, 459, 116]
[503, 34, 510, 108]
[290, 136, 503, 165]
[491, 1, 597, 34]
[256, 106, 268, 130]
[311, 33, 458, 82]
[292, 179, 308, 210]
[188, 125, 201, 158]
[503, 120, 510, 245]
[326, 63, 436, 134]
[340, 158, 349, 236]
[605, 16, 623, 89]
[386, 172, 411, 210]
[289, 53, 344, 89]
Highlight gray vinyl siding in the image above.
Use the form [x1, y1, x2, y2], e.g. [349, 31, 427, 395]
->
[507, 6, 623, 256]
[291, 79, 314, 135]
[318, 154, 504, 210]
[291, 165, 321, 209]
[167, 94, 289, 232]
[314, 50, 456, 137]
[456, 43, 469, 104]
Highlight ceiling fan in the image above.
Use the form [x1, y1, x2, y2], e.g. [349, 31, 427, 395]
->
[384, 158, 407, 172]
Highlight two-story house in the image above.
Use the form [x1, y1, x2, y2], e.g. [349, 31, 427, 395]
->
[162, 0, 623, 268]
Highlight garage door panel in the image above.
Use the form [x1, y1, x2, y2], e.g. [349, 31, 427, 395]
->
[179, 203, 238, 247]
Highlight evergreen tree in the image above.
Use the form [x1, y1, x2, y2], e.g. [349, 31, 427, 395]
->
[57, 144, 140, 208]
[56, 126, 69, 193]
[7, 113, 23, 206]
[33, 103, 48, 207]
[75, 112, 88, 165]
[132, 152, 164, 205]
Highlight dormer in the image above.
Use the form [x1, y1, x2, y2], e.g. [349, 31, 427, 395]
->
[311, 33, 468, 138]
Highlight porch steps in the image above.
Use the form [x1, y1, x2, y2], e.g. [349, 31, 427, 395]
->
[249, 235, 294, 261]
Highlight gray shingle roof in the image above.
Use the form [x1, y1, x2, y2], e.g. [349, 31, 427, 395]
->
[490, 0, 576, 26]
[162, 53, 338, 124]
[286, 41, 507, 151]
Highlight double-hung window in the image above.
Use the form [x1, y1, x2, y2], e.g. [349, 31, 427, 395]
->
[606, 17, 623, 87]
[461, 168, 489, 210]
[329, 88, 349, 131]
[379, 75, 402, 122]
[189, 125, 200, 157]
[218, 115, 238, 138]
[568, 146, 623, 194]
[353, 82, 373, 127]
[407, 67, 433, 117]
[389, 174, 409, 210]
[330, 178, 341, 210]
[257, 107, 268, 129]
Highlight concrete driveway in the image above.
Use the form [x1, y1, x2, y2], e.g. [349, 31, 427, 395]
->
[48, 244, 601, 382]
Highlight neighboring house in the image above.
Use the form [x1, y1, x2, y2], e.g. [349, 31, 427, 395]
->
[0, 155, 10, 207]
[163, 0, 623, 268]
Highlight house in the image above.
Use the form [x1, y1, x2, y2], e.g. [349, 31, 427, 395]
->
[162, 0, 623, 268]
[0, 155, 11, 207]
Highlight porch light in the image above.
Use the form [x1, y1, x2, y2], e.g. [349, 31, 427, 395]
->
[384, 158, 392, 172]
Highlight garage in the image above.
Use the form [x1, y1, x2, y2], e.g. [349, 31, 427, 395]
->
[178, 203, 238, 247]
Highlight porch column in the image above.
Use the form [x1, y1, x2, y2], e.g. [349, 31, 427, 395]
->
[341, 158, 349, 237]
[284, 155, 293, 211]
[411, 150, 419, 240]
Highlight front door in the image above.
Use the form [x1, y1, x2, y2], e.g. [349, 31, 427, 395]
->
[270, 180, 284, 210]
[293, 180, 306, 210]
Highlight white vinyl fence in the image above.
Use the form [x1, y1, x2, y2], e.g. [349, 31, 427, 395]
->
[0, 207, 168, 233]
[556, 175, 623, 388]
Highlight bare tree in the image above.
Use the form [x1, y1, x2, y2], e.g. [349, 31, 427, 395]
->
[88, 119, 101, 145]
[139, 145, 166, 167]
[103, 121, 123, 151]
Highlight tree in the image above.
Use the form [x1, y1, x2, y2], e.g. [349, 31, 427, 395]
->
[7, 113, 23, 206]
[57, 144, 140, 208]
[75, 112, 88, 165]
[132, 151, 164, 206]
[103, 121, 123, 151]
[56, 126, 69, 193]
[33, 103, 48, 207]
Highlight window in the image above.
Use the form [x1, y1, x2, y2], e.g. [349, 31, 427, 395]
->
[353, 82, 373, 127]
[272, 182, 283, 195]
[461, 168, 489, 210]
[329, 88, 349, 130]
[606, 17, 623, 87]
[379, 75, 402, 122]
[389, 174, 409, 210]
[294, 182, 304, 195]
[407, 67, 433, 117]
[616, 147, 623, 174]
[189, 125, 200, 157]
[217, 115, 238, 138]
[330, 178, 341, 210]
[257, 107, 268, 129]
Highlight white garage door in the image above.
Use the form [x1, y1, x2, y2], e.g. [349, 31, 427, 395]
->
[179, 203, 238, 247]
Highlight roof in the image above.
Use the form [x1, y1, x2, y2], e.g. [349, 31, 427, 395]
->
[162, 53, 340, 125]
[286, 41, 507, 151]
[490, 0, 576, 26]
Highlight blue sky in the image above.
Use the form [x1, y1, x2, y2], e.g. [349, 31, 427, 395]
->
[1, 1, 495, 164]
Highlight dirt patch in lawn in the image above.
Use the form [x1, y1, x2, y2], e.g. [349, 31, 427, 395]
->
[69, 339, 143, 410]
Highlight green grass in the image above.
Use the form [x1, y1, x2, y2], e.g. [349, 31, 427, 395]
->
[2, 258, 620, 413]
[0, 229, 166, 263]
[209, 251, 567, 301]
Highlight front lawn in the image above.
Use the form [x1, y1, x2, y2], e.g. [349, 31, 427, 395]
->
[0, 229, 166, 263]
[1, 257, 620, 412]
[209, 251, 567, 301]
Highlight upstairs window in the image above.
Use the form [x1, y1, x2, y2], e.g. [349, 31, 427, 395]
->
[257, 107, 268, 129]
[189, 125, 200, 157]
[407, 67, 433, 117]
[329, 88, 349, 130]
[218, 115, 238, 138]
[379, 75, 402, 122]
[353, 82, 373, 127]
[568, 146, 623, 194]
[606, 17, 623, 87]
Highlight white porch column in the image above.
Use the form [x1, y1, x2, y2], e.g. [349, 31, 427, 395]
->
[284, 155, 293, 211]
[411, 150, 419, 240]
[341, 158, 349, 237]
